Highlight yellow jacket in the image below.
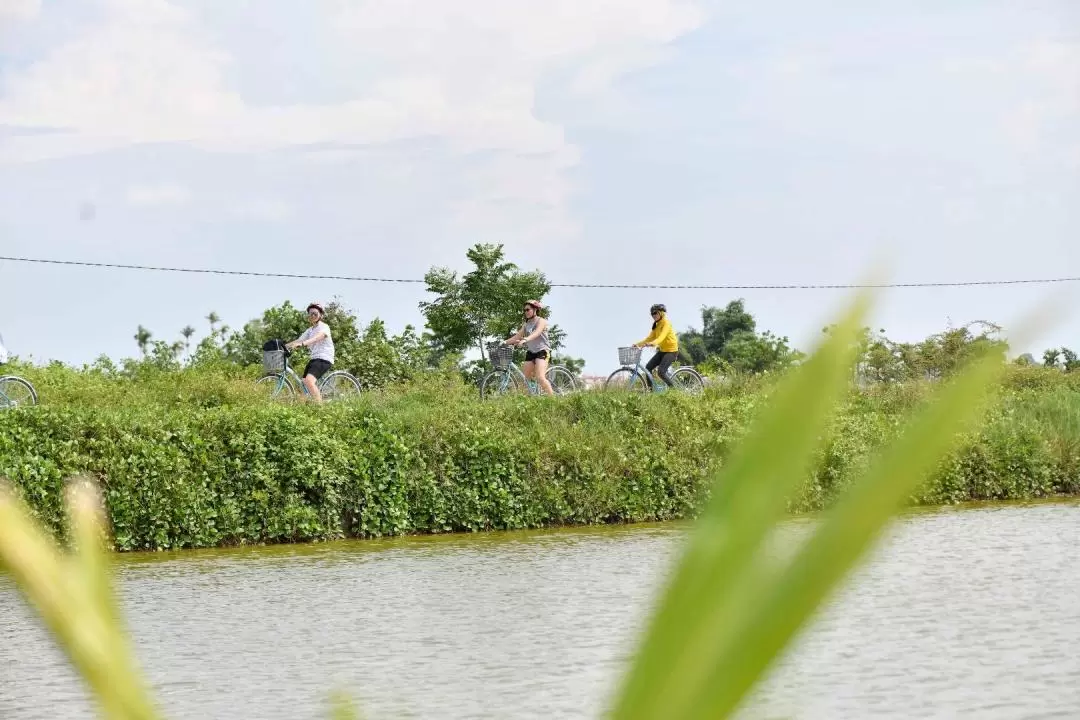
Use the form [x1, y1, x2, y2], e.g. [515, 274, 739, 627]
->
[638, 313, 678, 353]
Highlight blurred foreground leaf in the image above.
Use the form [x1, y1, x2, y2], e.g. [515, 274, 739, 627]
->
[609, 292, 1006, 719]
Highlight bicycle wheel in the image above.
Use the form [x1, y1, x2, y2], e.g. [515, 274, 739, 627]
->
[480, 370, 522, 399]
[0, 376, 38, 408]
[546, 366, 578, 395]
[671, 367, 705, 394]
[256, 374, 296, 401]
[605, 367, 650, 393]
[320, 370, 361, 401]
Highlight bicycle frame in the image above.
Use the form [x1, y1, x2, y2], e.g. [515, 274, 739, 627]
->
[491, 360, 546, 395]
[267, 361, 336, 398]
[625, 349, 669, 392]
[262, 345, 344, 399]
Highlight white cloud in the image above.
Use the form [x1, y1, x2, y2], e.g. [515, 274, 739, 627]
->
[0, 0, 703, 238]
[125, 182, 190, 206]
[0, 0, 702, 159]
[0, 0, 40, 23]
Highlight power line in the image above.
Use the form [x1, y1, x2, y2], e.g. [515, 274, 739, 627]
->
[2, 254, 1078, 290]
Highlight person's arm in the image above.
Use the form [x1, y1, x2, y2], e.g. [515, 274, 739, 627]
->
[506, 323, 526, 345]
[286, 328, 308, 351]
[287, 327, 326, 351]
[636, 324, 660, 348]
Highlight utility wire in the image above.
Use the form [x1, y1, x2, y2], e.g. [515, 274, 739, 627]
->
[2, 254, 1078, 290]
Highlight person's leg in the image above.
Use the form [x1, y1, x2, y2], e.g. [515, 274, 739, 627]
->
[303, 373, 323, 402]
[303, 360, 327, 403]
[656, 352, 677, 388]
[644, 351, 662, 387]
[534, 354, 554, 395]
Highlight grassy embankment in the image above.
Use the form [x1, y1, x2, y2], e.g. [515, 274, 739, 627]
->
[1, 361, 1077, 551]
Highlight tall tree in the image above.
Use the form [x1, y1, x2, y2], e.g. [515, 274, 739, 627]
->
[134, 326, 152, 357]
[679, 299, 798, 374]
[420, 243, 565, 360]
[181, 326, 196, 356]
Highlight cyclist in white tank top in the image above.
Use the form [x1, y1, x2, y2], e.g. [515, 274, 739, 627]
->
[503, 299, 555, 396]
[286, 301, 334, 403]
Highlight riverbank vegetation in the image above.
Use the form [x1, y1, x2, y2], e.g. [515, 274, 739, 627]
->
[1, 355, 1077, 551]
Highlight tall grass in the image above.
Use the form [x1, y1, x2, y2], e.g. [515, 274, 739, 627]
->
[0, 292, 1028, 718]
[1013, 387, 1080, 493]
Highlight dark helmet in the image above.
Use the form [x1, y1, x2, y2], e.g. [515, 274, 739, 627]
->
[650, 303, 666, 315]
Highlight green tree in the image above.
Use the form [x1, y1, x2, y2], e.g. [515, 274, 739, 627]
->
[419, 243, 566, 361]
[1065, 348, 1080, 372]
[180, 326, 196, 357]
[551, 352, 586, 377]
[721, 330, 802, 375]
[847, 321, 1008, 384]
[133, 326, 152, 357]
[348, 318, 428, 389]
[1043, 346, 1079, 373]
[680, 300, 798, 375]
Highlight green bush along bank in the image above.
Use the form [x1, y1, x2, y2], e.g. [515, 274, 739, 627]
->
[1, 366, 1078, 551]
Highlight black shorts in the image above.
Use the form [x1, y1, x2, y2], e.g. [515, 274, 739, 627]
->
[525, 349, 550, 363]
[303, 359, 332, 380]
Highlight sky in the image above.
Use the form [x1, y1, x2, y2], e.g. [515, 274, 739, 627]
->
[0, 0, 1077, 375]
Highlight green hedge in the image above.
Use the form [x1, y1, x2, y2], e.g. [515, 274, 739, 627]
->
[1, 367, 1078, 551]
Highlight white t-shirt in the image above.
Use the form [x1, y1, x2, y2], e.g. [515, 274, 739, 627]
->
[297, 322, 334, 363]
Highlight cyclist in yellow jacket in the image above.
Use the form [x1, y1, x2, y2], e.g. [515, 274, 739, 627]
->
[634, 303, 679, 388]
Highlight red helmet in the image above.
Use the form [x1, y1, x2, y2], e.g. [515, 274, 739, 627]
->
[524, 299, 543, 311]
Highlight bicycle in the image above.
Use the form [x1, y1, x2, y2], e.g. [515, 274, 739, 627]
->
[0, 335, 38, 409]
[255, 339, 361, 402]
[604, 346, 705, 394]
[479, 341, 579, 399]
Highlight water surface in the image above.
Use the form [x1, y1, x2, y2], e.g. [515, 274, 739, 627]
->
[2, 501, 1079, 718]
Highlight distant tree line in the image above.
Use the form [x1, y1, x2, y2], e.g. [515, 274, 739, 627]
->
[115, 244, 1077, 388]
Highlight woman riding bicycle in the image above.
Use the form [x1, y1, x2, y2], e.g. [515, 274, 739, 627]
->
[634, 303, 679, 389]
[285, 301, 335, 403]
[504, 299, 555, 396]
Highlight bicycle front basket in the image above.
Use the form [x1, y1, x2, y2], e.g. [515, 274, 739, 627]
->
[262, 349, 286, 375]
[618, 346, 642, 366]
[487, 342, 514, 370]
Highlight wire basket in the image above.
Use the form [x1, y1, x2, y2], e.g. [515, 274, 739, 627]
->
[618, 346, 642, 366]
[262, 349, 286, 375]
[487, 342, 514, 370]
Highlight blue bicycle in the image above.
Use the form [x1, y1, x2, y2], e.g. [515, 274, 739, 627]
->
[604, 346, 704, 394]
[479, 341, 579, 399]
[256, 339, 361, 402]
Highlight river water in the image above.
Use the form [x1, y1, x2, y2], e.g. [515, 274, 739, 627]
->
[2, 500, 1079, 719]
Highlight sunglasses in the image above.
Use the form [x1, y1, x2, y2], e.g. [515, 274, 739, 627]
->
[308, 310, 320, 317]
